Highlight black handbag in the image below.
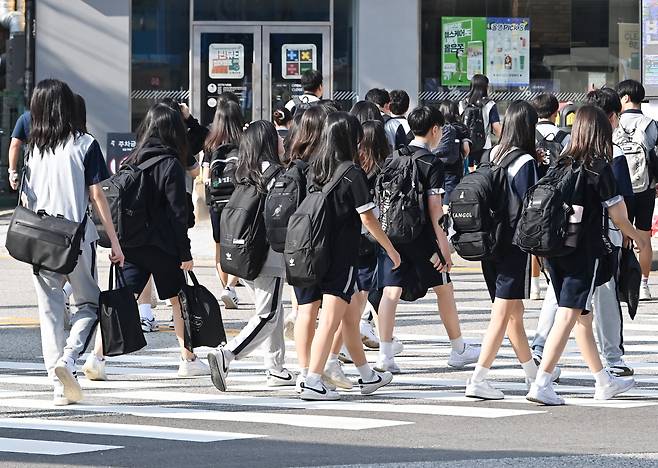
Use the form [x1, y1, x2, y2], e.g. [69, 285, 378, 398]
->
[99, 264, 147, 357]
[179, 271, 226, 353]
[617, 245, 641, 320]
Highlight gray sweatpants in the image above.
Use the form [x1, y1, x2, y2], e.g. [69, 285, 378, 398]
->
[531, 273, 624, 366]
[226, 275, 286, 371]
[32, 241, 99, 377]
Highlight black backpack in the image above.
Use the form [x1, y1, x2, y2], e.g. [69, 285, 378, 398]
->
[461, 99, 489, 153]
[391, 117, 414, 150]
[372, 145, 428, 244]
[513, 157, 583, 258]
[292, 95, 315, 116]
[264, 159, 308, 253]
[207, 144, 239, 208]
[219, 165, 281, 281]
[94, 155, 171, 249]
[536, 129, 568, 167]
[284, 161, 354, 288]
[449, 149, 524, 261]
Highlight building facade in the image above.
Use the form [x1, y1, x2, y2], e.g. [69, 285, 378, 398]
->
[35, 0, 645, 152]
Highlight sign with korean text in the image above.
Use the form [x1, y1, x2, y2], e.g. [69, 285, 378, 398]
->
[208, 43, 244, 80]
[642, 0, 658, 96]
[619, 23, 641, 82]
[282, 44, 317, 79]
[106, 133, 136, 175]
[441, 17, 487, 86]
[486, 18, 530, 87]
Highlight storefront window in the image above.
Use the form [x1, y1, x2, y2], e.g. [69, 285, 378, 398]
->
[132, 0, 190, 130]
[420, 0, 640, 104]
[194, 0, 330, 22]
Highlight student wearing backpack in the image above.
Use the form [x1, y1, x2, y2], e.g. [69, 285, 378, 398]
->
[365, 88, 391, 121]
[464, 101, 543, 400]
[526, 105, 649, 405]
[291, 112, 401, 400]
[203, 101, 244, 309]
[385, 90, 413, 150]
[273, 106, 293, 140]
[375, 106, 480, 374]
[207, 120, 298, 391]
[437, 100, 471, 209]
[23, 79, 124, 405]
[531, 89, 636, 378]
[616, 79, 657, 301]
[459, 74, 502, 168]
[285, 69, 323, 115]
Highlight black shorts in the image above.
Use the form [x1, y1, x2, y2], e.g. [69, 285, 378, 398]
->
[546, 252, 603, 312]
[482, 244, 530, 301]
[377, 233, 450, 290]
[209, 205, 222, 244]
[629, 187, 655, 232]
[356, 253, 377, 292]
[122, 246, 185, 300]
[293, 264, 357, 305]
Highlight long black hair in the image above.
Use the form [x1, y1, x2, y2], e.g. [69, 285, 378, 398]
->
[495, 100, 538, 162]
[28, 79, 76, 155]
[350, 100, 384, 124]
[312, 111, 363, 185]
[359, 120, 390, 175]
[235, 120, 282, 193]
[204, 101, 244, 152]
[466, 74, 490, 105]
[72, 94, 87, 134]
[288, 105, 329, 163]
[438, 100, 459, 124]
[566, 105, 613, 166]
[130, 103, 189, 165]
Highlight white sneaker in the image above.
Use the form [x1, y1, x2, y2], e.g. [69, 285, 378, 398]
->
[360, 320, 380, 349]
[607, 360, 635, 377]
[392, 337, 404, 356]
[82, 355, 107, 381]
[52, 379, 69, 406]
[53, 359, 82, 404]
[295, 372, 305, 393]
[594, 373, 635, 400]
[338, 346, 353, 364]
[526, 382, 565, 406]
[266, 368, 296, 387]
[639, 282, 652, 301]
[374, 358, 401, 374]
[140, 317, 159, 333]
[178, 357, 210, 378]
[448, 344, 480, 368]
[299, 380, 340, 401]
[525, 367, 561, 390]
[323, 360, 353, 389]
[465, 378, 504, 400]
[207, 348, 230, 391]
[359, 370, 393, 395]
[220, 286, 239, 309]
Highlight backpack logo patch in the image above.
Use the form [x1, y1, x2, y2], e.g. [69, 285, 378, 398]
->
[288, 257, 295, 267]
[225, 252, 232, 261]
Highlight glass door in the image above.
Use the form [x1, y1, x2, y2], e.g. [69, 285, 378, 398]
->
[262, 26, 331, 120]
[192, 25, 262, 126]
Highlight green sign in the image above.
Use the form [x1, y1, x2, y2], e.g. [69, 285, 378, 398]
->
[441, 17, 487, 86]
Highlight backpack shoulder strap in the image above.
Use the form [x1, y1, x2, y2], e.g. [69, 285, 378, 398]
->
[136, 155, 173, 171]
[496, 148, 528, 169]
[554, 130, 568, 144]
[535, 129, 546, 143]
[322, 161, 355, 194]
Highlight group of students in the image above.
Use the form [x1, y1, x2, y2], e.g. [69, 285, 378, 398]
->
[13, 71, 656, 407]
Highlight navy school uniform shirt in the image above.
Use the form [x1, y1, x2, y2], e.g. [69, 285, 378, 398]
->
[435, 122, 470, 175]
[11, 111, 31, 141]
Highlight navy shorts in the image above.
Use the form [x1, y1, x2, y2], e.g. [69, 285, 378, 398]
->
[293, 263, 358, 305]
[629, 187, 655, 232]
[356, 253, 377, 292]
[481, 244, 530, 301]
[443, 173, 462, 205]
[546, 252, 604, 312]
[122, 246, 185, 300]
[209, 205, 222, 244]
[377, 233, 450, 290]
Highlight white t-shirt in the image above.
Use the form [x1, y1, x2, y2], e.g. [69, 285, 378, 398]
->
[284, 93, 320, 113]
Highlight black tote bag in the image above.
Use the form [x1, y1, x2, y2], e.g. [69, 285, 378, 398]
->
[179, 271, 226, 353]
[618, 245, 641, 320]
[99, 264, 147, 356]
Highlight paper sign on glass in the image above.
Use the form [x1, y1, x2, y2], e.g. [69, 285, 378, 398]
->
[209, 43, 244, 80]
[282, 44, 317, 79]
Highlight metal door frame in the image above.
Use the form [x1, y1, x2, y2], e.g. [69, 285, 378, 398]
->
[191, 24, 263, 122]
[261, 25, 332, 120]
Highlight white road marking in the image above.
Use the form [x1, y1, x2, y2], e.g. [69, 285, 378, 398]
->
[0, 437, 121, 455]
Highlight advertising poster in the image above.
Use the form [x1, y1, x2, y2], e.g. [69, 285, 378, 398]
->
[619, 23, 641, 82]
[643, 0, 658, 96]
[441, 17, 487, 86]
[486, 17, 530, 87]
[282, 44, 317, 79]
[106, 133, 136, 175]
[208, 43, 244, 80]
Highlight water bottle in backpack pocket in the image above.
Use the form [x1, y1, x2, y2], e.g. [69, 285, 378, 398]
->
[264, 160, 308, 253]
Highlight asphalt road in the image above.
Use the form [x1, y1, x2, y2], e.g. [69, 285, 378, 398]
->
[1, 215, 658, 467]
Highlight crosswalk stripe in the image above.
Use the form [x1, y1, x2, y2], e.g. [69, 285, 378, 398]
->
[0, 399, 411, 430]
[0, 418, 264, 442]
[0, 437, 122, 455]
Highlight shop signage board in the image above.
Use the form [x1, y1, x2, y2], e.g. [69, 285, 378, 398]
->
[486, 17, 530, 87]
[441, 17, 487, 86]
[208, 43, 244, 80]
[281, 44, 317, 79]
[642, 0, 658, 96]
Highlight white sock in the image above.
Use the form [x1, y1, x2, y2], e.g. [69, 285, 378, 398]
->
[471, 365, 489, 383]
[535, 370, 552, 387]
[328, 353, 339, 364]
[138, 303, 154, 321]
[301, 367, 308, 377]
[305, 372, 323, 387]
[450, 337, 466, 353]
[380, 341, 393, 361]
[531, 277, 540, 289]
[594, 369, 612, 386]
[357, 363, 375, 381]
[521, 359, 538, 380]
